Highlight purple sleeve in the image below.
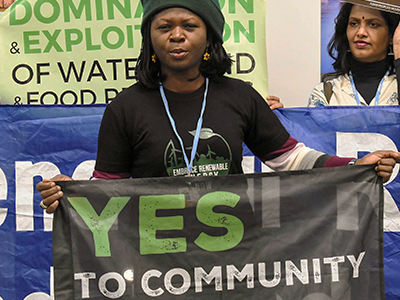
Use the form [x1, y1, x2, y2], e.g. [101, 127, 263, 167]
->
[323, 156, 354, 167]
[92, 170, 131, 179]
[262, 136, 298, 160]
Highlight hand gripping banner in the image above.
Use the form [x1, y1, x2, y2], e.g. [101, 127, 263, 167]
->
[53, 166, 384, 299]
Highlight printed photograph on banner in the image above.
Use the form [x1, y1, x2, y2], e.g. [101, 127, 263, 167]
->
[0, 0, 15, 11]
[342, 0, 400, 14]
[0, 0, 268, 105]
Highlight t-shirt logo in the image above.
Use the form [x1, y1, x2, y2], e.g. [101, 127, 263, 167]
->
[164, 128, 232, 177]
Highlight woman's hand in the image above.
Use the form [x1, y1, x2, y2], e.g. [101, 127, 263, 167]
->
[355, 150, 400, 183]
[393, 21, 400, 60]
[36, 174, 73, 214]
[266, 95, 284, 110]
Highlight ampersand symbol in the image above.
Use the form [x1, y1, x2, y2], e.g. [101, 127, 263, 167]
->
[10, 42, 20, 54]
[14, 96, 22, 105]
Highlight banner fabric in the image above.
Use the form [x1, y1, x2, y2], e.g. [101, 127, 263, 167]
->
[53, 166, 384, 299]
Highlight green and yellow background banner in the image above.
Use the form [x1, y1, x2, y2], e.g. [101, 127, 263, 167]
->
[0, 0, 268, 105]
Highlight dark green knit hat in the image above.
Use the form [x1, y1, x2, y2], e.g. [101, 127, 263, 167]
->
[141, 0, 225, 42]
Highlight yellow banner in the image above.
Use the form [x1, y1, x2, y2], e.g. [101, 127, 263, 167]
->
[0, 0, 267, 105]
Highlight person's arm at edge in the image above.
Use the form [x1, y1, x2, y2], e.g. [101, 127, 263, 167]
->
[262, 137, 400, 183]
[394, 21, 400, 100]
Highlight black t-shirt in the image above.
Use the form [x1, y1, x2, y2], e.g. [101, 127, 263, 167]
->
[95, 76, 289, 178]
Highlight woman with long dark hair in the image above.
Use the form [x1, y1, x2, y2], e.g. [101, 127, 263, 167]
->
[309, 3, 400, 106]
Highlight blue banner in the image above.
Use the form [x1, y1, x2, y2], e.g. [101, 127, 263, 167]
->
[0, 106, 399, 299]
[0, 106, 105, 300]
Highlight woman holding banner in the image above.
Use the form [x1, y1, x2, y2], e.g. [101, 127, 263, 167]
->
[308, 3, 400, 106]
[37, 0, 400, 213]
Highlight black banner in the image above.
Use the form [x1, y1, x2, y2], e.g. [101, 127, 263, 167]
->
[53, 165, 384, 299]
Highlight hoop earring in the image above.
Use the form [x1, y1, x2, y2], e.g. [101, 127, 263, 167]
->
[152, 54, 157, 63]
[203, 51, 210, 61]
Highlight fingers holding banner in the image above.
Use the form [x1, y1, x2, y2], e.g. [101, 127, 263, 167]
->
[36, 174, 72, 214]
[355, 150, 400, 183]
[266, 95, 284, 110]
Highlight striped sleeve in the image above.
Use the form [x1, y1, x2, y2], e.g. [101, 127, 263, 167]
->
[262, 137, 354, 171]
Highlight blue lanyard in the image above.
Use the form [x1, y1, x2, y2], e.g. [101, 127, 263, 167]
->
[349, 70, 389, 106]
[159, 78, 209, 174]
